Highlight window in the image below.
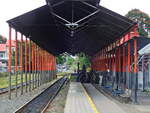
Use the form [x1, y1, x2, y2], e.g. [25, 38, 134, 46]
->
[0, 53, 4, 58]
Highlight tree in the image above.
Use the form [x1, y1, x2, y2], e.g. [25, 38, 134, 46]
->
[125, 9, 150, 37]
[57, 53, 75, 66]
[0, 35, 7, 44]
[56, 55, 66, 64]
[66, 56, 75, 66]
[77, 53, 90, 69]
[56, 53, 91, 71]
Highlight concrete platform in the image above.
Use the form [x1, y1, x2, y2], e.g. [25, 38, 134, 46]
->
[64, 82, 96, 113]
[65, 82, 128, 113]
[84, 83, 127, 113]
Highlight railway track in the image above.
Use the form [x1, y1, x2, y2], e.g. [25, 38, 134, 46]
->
[14, 77, 67, 113]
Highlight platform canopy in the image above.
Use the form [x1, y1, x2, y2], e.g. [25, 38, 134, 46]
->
[7, 0, 136, 56]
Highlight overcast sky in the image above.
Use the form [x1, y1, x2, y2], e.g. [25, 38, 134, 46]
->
[0, 0, 150, 38]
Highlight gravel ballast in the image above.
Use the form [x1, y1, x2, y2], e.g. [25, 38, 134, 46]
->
[0, 79, 59, 113]
[44, 81, 70, 113]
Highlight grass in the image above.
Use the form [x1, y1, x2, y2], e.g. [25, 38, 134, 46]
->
[0, 72, 69, 89]
[0, 76, 8, 88]
[70, 75, 77, 82]
[57, 72, 70, 76]
[0, 74, 31, 89]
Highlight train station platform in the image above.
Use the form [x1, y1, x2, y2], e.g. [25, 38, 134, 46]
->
[64, 82, 97, 113]
[64, 82, 127, 113]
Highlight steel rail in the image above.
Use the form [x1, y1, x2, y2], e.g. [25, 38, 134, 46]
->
[13, 77, 67, 113]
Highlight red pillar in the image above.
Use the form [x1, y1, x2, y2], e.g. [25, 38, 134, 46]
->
[134, 39, 138, 73]
[15, 30, 18, 96]
[20, 34, 24, 95]
[34, 44, 37, 87]
[128, 42, 131, 73]
[134, 38, 138, 103]
[122, 46, 126, 73]
[8, 26, 12, 99]
[25, 37, 28, 92]
[15, 31, 18, 73]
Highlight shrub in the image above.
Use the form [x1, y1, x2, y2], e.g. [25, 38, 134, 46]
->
[0, 72, 9, 77]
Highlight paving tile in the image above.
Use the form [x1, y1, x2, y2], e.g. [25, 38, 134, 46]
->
[84, 84, 127, 113]
[64, 82, 95, 113]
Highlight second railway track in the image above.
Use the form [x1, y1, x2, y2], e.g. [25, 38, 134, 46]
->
[14, 77, 67, 113]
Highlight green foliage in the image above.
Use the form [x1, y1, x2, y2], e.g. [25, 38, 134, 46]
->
[57, 72, 70, 76]
[0, 72, 8, 77]
[12, 51, 15, 66]
[66, 56, 75, 65]
[143, 89, 150, 94]
[0, 35, 7, 44]
[56, 55, 66, 64]
[125, 9, 150, 37]
[77, 53, 90, 69]
[56, 53, 91, 71]
[56, 53, 75, 66]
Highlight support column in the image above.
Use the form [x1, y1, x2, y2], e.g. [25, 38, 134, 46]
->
[116, 48, 119, 89]
[134, 38, 138, 103]
[29, 39, 31, 92]
[25, 37, 28, 92]
[8, 26, 12, 99]
[37, 46, 40, 87]
[123, 46, 126, 90]
[41, 49, 43, 84]
[32, 42, 35, 89]
[34, 44, 37, 88]
[112, 50, 116, 90]
[20, 34, 24, 95]
[15, 30, 18, 97]
[118, 47, 121, 89]
[128, 42, 131, 89]
[39, 49, 42, 85]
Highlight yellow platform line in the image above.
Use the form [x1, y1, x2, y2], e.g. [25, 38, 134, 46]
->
[82, 84, 99, 113]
